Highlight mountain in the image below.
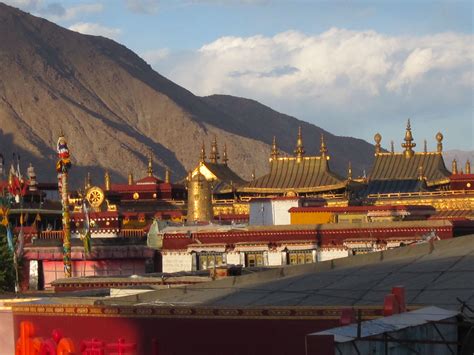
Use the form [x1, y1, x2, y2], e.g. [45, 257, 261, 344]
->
[0, 3, 375, 187]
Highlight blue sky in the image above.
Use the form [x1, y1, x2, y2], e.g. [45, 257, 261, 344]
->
[5, 0, 474, 150]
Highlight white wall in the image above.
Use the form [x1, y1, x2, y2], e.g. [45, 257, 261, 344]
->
[162, 253, 193, 273]
[268, 251, 283, 266]
[318, 249, 350, 262]
[272, 199, 300, 225]
[249, 199, 300, 226]
[226, 252, 242, 265]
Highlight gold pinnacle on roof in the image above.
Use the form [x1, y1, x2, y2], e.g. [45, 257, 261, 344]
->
[222, 143, 229, 165]
[466, 160, 471, 174]
[165, 168, 170, 183]
[390, 140, 394, 154]
[210, 136, 220, 163]
[347, 161, 352, 180]
[251, 169, 255, 181]
[423, 139, 427, 153]
[320, 134, 328, 158]
[452, 159, 458, 175]
[418, 165, 425, 181]
[199, 142, 206, 162]
[85, 172, 92, 190]
[270, 136, 279, 161]
[147, 151, 153, 177]
[374, 133, 382, 154]
[401, 119, 416, 158]
[294, 127, 305, 162]
[104, 170, 110, 191]
[128, 172, 134, 185]
[436, 132, 443, 153]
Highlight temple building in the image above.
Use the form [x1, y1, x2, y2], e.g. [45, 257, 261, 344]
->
[238, 129, 347, 203]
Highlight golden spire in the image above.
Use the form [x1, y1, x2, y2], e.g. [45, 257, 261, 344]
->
[347, 161, 352, 180]
[128, 172, 134, 185]
[199, 142, 206, 162]
[390, 140, 394, 154]
[423, 139, 427, 153]
[452, 159, 458, 175]
[147, 151, 153, 177]
[165, 168, 170, 183]
[320, 134, 328, 158]
[270, 136, 279, 161]
[294, 126, 305, 162]
[374, 133, 382, 154]
[401, 119, 416, 158]
[418, 165, 425, 181]
[85, 172, 92, 190]
[210, 136, 220, 163]
[251, 169, 255, 181]
[436, 132, 443, 153]
[104, 170, 110, 191]
[222, 143, 229, 165]
[466, 160, 471, 174]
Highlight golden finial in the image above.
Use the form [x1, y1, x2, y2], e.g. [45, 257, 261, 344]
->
[199, 142, 206, 162]
[320, 134, 328, 158]
[251, 169, 255, 181]
[465, 160, 471, 174]
[401, 119, 416, 158]
[147, 151, 154, 177]
[374, 133, 382, 154]
[452, 159, 458, 175]
[222, 143, 229, 165]
[423, 139, 427, 153]
[128, 172, 134, 185]
[104, 170, 110, 191]
[418, 165, 425, 181]
[210, 136, 220, 163]
[294, 126, 305, 162]
[390, 140, 394, 154]
[270, 136, 279, 161]
[8, 169, 13, 186]
[85, 172, 92, 190]
[436, 132, 443, 153]
[347, 161, 352, 180]
[165, 168, 170, 183]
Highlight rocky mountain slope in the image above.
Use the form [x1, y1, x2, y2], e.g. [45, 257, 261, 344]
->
[0, 3, 376, 187]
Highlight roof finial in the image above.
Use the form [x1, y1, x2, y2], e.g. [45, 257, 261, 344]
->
[85, 172, 92, 190]
[147, 151, 153, 177]
[390, 140, 394, 154]
[128, 172, 134, 185]
[210, 136, 220, 163]
[374, 133, 382, 155]
[401, 119, 416, 158]
[320, 133, 328, 158]
[465, 160, 471, 174]
[418, 165, 425, 181]
[200, 142, 206, 163]
[270, 136, 279, 161]
[251, 168, 255, 181]
[347, 161, 352, 180]
[104, 170, 110, 191]
[423, 139, 427, 153]
[294, 126, 305, 162]
[436, 132, 443, 153]
[165, 167, 170, 183]
[222, 143, 229, 165]
[452, 159, 458, 175]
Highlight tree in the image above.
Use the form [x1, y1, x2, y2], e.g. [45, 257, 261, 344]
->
[0, 225, 15, 292]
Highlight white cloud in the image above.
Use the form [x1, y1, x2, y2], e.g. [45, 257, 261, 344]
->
[45, 3, 104, 21]
[2, 0, 42, 11]
[69, 22, 122, 40]
[142, 48, 170, 63]
[151, 28, 473, 149]
[125, 0, 159, 14]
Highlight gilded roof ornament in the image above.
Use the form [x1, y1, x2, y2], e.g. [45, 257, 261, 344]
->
[347, 161, 352, 180]
[147, 151, 153, 177]
[423, 139, 427, 154]
[401, 119, 416, 158]
[452, 159, 458, 175]
[436, 132, 443, 153]
[165, 168, 170, 183]
[320, 134, 328, 158]
[251, 169, 255, 181]
[466, 160, 471, 174]
[200, 142, 206, 162]
[374, 133, 382, 155]
[270, 136, 279, 161]
[85, 172, 92, 190]
[390, 140, 394, 154]
[128, 172, 134, 185]
[294, 127, 305, 162]
[210, 136, 220, 163]
[104, 170, 110, 191]
[222, 143, 229, 165]
[418, 165, 425, 181]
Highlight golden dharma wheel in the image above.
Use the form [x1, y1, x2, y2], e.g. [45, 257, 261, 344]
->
[86, 186, 105, 208]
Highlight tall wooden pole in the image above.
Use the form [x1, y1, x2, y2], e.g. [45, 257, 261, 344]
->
[61, 172, 72, 277]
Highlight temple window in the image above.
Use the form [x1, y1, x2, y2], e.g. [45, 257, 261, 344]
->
[198, 252, 225, 270]
[245, 252, 265, 267]
[287, 250, 314, 265]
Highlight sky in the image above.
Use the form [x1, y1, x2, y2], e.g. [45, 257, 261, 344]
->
[4, 0, 474, 151]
